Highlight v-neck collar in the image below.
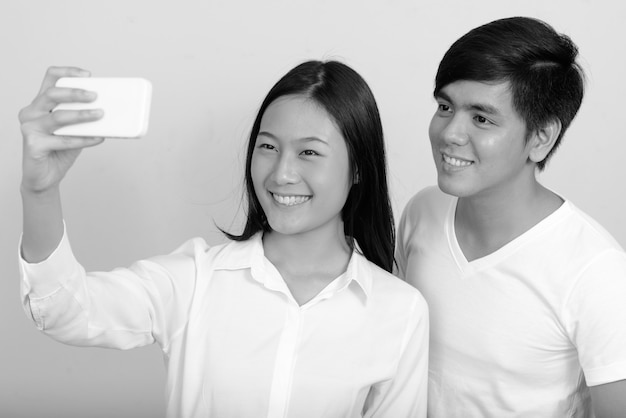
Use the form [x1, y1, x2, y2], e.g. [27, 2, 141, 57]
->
[445, 195, 571, 276]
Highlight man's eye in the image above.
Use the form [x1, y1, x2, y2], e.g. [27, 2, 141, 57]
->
[438, 104, 451, 112]
[474, 115, 490, 124]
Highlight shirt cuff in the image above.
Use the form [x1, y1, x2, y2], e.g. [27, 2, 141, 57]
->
[19, 222, 81, 299]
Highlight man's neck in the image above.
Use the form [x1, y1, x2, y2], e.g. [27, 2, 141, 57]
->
[454, 181, 563, 261]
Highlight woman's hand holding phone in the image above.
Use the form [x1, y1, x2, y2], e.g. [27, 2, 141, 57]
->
[19, 66, 105, 194]
[19, 66, 104, 263]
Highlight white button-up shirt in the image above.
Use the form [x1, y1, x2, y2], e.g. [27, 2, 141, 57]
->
[20, 230, 428, 417]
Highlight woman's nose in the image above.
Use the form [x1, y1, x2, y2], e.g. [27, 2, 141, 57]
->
[272, 153, 300, 185]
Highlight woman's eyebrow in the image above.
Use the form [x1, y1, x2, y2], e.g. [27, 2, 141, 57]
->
[257, 131, 329, 145]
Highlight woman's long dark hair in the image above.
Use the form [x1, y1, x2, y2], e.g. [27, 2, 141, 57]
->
[224, 60, 395, 272]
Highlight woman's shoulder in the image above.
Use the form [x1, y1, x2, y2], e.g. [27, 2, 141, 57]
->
[360, 256, 428, 311]
[142, 236, 238, 271]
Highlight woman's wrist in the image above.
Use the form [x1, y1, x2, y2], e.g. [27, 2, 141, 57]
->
[20, 183, 61, 200]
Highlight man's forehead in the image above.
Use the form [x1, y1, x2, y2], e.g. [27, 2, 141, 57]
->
[437, 80, 515, 115]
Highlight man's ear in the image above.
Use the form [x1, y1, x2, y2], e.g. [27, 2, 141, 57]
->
[528, 119, 562, 163]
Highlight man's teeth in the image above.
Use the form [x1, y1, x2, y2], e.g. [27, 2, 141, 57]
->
[272, 193, 311, 206]
[443, 154, 473, 167]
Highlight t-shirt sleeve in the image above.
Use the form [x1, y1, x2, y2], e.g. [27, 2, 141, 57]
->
[19, 224, 205, 351]
[395, 192, 425, 281]
[564, 249, 626, 386]
[395, 203, 411, 280]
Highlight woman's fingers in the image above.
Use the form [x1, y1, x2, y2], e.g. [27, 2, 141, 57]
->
[45, 136, 106, 152]
[22, 109, 104, 156]
[20, 86, 97, 123]
[48, 108, 104, 132]
[21, 108, 103, 137]
[19, 67, 94, 123]
[37, 66, 90, 96]
[24, 131, 105, 160]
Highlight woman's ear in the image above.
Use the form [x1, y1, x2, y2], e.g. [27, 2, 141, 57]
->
[528, 119, 562, 163]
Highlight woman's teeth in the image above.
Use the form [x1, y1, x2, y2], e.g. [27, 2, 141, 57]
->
[272, 193, 311, 206]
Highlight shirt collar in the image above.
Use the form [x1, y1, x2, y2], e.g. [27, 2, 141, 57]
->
[213, 233, 373, 302]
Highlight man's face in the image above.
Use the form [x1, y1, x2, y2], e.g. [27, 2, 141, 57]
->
[429, 80, 536, 200]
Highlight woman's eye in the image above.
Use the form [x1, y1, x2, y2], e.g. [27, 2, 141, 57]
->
[258, 143, 276, 151]
[301, 150, 319, 156]
[438, 103, 451, 112]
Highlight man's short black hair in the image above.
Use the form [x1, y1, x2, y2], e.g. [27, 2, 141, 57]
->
[434, 17, 585, 170]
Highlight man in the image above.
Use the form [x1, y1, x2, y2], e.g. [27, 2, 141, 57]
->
[397, 16, 626, 417]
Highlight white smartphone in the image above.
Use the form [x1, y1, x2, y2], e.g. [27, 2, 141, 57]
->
[53, 77, 152, 138]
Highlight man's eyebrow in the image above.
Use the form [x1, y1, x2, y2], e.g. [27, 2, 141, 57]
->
[435, 90, 501, 116]
[467, 102, 500, 115]
[257, 131, 329, 145]
[434, 90, 452, 103]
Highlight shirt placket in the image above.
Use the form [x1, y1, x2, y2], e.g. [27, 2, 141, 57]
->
[266, 301, 302, 418]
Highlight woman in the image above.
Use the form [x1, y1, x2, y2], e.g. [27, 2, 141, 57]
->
[19, 61, 428, 417]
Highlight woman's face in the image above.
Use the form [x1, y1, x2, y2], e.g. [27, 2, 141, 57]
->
[251, 94, 352, 241]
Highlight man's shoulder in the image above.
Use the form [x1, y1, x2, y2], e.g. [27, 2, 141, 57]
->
[559, 201, 625, 253]
[403, 185, 452, 219]
[397, 186, 453, 251]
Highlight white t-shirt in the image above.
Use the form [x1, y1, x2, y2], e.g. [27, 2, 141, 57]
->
[397, 186, 626, 418]
[20, 229, 429, 418]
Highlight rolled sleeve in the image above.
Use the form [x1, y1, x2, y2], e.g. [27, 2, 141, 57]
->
[19, 224, 86, 330]
[19, 223, 81, 299]
[19, 225, 203, 350]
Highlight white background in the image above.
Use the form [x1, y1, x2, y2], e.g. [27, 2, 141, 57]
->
[1, 1, 625, 416]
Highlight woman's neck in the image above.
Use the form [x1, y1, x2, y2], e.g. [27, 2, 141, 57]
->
[262, 224, 352, 305]
[264, 224, 351, 273]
